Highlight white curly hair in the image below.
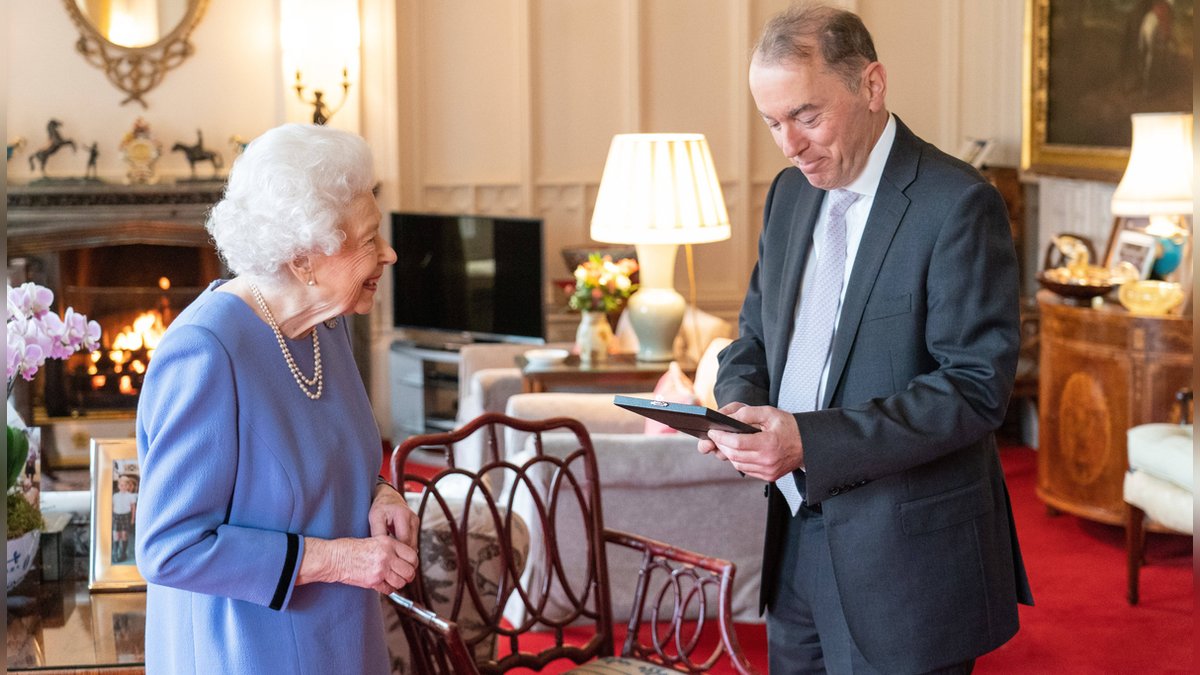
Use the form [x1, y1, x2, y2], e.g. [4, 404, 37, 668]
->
[206, 124, 375, 278]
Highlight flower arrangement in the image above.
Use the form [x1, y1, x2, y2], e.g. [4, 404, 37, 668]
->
[7, 282, 101, 538]
[567, 254, 639, 314]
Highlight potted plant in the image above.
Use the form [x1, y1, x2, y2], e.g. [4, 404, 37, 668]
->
[6, 282, 100, 591]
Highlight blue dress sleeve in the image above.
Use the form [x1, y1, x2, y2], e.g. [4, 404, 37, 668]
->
[136, 323, 305, 610]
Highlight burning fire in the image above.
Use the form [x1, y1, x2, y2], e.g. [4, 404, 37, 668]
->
[87, 309, 167, 394]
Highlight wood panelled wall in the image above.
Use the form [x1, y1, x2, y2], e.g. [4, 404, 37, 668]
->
[358, 0, 1027, 434]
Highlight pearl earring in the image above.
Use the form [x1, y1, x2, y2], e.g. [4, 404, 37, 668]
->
[307, 278, 315, 286]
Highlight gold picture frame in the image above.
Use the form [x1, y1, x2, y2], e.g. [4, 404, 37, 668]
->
[1021, 0, 1194, 181]
[89, 438, 146, 591]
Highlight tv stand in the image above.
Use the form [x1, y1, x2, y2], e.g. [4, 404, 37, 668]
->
[388, 341, 462, 442]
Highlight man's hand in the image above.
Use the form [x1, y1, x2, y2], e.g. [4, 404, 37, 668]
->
[370, 483, 420, 550]
[705, 405, 804, 482]
[696, 402, 747, 460]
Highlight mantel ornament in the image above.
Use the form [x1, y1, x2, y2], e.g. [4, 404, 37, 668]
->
[62, 0, 211, 108]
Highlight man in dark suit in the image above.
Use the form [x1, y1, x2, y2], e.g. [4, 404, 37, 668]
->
[699, 4, 1033, 674]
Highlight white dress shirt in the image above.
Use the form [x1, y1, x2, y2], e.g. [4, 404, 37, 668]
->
[794, 113, 897, 406]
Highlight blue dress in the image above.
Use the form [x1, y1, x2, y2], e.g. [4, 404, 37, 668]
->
[136, 282, 389, 674]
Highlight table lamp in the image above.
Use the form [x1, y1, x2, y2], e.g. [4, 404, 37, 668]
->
[590, 133, 731, 362]
[1111, 112, 1193, 243]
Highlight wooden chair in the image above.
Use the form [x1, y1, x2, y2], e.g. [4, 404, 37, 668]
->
[388, 412, 760, 674]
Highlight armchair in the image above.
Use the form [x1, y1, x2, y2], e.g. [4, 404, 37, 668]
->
[1124, 387, 1193, 605]
[388, 413, 760, 674]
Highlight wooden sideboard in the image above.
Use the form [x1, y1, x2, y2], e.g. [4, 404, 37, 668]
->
[1036, 291, 1193, 526]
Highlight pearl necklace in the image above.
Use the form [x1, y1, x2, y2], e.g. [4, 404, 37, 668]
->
[249, 283, 323, 400]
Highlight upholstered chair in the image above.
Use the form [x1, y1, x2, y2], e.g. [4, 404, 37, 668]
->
[1124, 388, 1193, 605]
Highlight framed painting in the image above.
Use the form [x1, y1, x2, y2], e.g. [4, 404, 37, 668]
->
[1022, 0, 1194, 181]
[90, 438, 146, 591]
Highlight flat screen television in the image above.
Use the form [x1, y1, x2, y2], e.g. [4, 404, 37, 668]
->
[391, 212, 544, 345]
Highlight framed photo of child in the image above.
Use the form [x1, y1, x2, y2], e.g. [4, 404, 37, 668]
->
[90, 438, 146, 591]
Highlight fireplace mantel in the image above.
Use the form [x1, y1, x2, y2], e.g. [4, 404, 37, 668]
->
[6, 181, 224, 255]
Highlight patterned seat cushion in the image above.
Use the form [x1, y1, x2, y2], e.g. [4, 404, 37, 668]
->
[565, 656, 679, 674]
[383, 496, 530, 674]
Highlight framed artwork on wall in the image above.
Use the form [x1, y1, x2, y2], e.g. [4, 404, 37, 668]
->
[89, 438, 146, 591]
[1021, 0, 1194, 181]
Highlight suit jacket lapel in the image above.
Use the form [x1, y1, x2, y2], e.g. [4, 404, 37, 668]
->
[822, 118, 920, 409]
[769, 182, 823, 403]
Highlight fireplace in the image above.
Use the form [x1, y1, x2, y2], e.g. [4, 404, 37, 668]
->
[7, 182, 224, 466]
[44, 243, 222, 416]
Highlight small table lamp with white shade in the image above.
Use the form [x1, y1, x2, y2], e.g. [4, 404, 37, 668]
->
[1110, 112, 1193, 315]
[1111, 112, 1193, 240]
[590, 133, 731, 362]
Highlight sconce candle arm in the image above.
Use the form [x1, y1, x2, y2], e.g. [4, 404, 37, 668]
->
[294, 68, 352, 126]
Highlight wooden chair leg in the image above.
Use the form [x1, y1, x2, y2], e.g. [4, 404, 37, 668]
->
[1126, 502, 1146, 605]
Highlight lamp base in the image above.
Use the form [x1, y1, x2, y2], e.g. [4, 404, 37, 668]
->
[626, 287, 685, 362]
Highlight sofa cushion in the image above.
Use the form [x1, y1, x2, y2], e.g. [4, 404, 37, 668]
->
[644, 362, 699, 434]
[692, 337, 732, 410]
[1127, 423, 1193, 491]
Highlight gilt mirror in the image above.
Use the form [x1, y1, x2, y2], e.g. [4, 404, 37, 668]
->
[63, 0, 210, 108]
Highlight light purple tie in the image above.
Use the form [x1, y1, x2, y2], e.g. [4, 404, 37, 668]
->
[776, 189, 859, 515]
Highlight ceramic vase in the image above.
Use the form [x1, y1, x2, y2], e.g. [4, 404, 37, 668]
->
[575, 311, 613, 365]
[6, 530, 40, 592]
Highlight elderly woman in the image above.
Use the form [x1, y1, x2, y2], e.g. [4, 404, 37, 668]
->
[136, 124, 416, 674]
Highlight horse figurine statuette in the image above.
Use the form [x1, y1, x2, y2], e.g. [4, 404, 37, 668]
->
[171, 129, 224, 180]
[29, 119, 77, 178]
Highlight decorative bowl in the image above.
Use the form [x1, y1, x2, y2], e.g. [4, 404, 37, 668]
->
[1036, 269, 1115, 305]
[523, 348, 569, 367]
[1118, 280, 1185, 316]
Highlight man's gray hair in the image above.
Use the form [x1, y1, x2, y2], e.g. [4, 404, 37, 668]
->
[753, 3, 878, 92]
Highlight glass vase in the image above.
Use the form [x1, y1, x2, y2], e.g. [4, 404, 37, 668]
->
[575, 311, 613, 365]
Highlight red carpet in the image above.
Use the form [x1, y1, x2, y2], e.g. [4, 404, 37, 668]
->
[975, 446, 1194, 674]
[399, 445, 1194, 672]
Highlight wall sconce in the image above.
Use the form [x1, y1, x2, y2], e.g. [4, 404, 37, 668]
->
[280, 0, 360, 126]
[590, 133, 731, 362]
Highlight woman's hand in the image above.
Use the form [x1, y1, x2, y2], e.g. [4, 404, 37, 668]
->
[370, 483, 419, 550]
[297, 536, 418, 594]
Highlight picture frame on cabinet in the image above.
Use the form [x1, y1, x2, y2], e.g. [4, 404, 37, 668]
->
[89, 438, 146, 591]
[1106, 227, 1158, 280]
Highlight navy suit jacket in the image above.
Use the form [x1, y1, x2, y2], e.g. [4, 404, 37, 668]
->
[716, 117, 1033, 673]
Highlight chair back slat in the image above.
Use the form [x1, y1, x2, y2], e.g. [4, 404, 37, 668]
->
[390, 412, 615, 672]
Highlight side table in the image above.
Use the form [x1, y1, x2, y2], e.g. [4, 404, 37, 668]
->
[517, 353, 693, 394]
[1036, 291, 1192, 527]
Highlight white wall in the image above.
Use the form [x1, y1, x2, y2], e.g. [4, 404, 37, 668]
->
[6, 0, 292, 183]
[7, 0, 1062, 439]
